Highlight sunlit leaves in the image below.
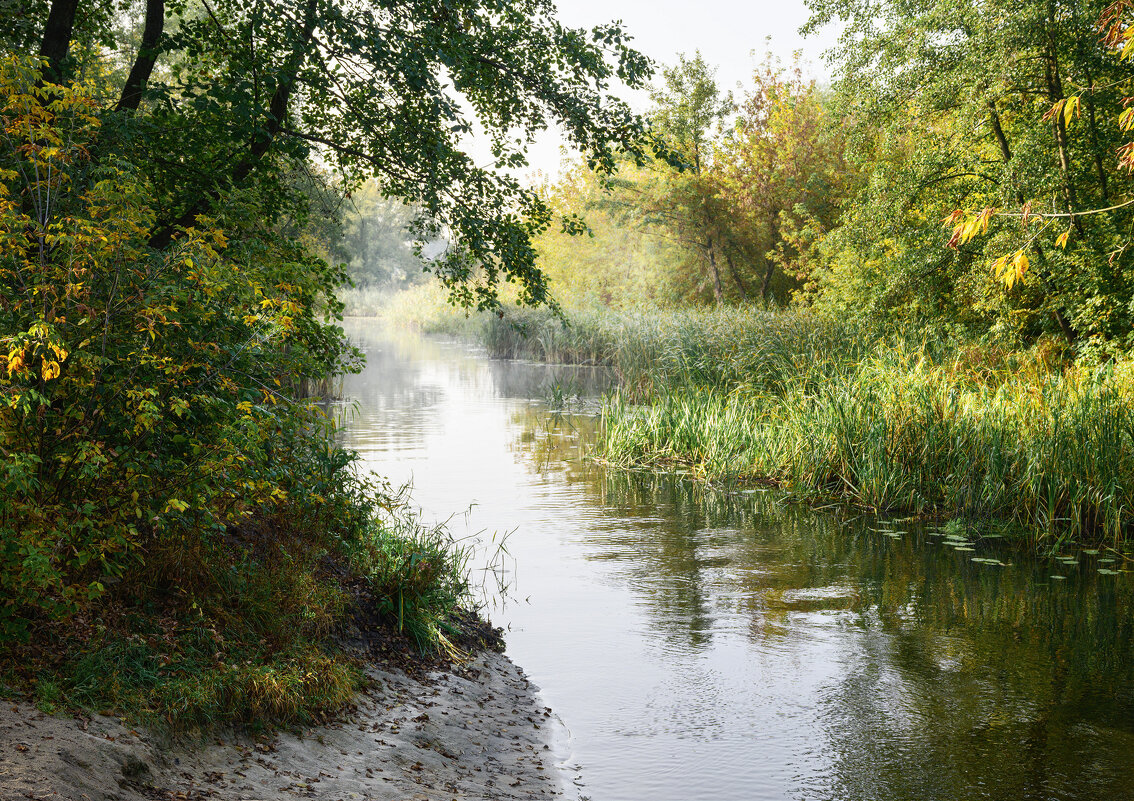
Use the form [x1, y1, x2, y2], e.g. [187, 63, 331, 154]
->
[991, 250, 1030, 289]
[0, 59, 361, 633]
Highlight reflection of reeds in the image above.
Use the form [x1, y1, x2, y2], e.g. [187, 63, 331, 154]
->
[601, 338, 1134, 548]
[366, 294, 1134, 547]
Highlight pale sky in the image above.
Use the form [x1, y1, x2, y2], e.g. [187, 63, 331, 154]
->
[518, 0, 842, 178]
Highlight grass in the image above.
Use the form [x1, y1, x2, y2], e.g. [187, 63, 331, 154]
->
[598, 318, 1134, 550]
[366, 287, 1134, 548]
[2, 440, 479, 734]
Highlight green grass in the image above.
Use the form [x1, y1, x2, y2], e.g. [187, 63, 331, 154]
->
[600, 328, 1134, 550]
[372, 289, 1134, 548]
[4, 439, 478, 734]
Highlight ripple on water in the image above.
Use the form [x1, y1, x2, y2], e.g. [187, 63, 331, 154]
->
[339, 322, 1134, 801]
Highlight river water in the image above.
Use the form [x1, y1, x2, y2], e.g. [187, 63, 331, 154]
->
[339, 320, 1134, 801]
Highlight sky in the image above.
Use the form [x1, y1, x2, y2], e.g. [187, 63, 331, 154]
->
[516, 0, 843, 178]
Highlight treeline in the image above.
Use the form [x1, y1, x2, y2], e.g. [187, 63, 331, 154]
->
[537, 0, 1134, 357]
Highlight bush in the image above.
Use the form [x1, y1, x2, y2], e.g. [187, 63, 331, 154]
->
[0, 59, 476, 729]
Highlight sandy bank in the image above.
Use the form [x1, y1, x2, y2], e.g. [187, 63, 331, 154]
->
[0, 649, 567, 801]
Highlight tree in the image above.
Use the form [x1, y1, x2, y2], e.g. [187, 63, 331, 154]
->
[806, 0, 1132, 348]
[18, 0, 660, 312]
[0, 0, 662, 651]
[340, 182, 427, 290]
[715, 54, 855, 301]
[601, 52, 737, 304]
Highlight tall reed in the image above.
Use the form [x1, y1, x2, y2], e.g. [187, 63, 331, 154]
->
[602, 341, 1134, 548]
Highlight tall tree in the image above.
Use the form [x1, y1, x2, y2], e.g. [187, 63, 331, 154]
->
[715, 55, 855, 301]
[806, 0, 1131, 347]
[603, 52, 735, 303]
[19, 0, 660, 312]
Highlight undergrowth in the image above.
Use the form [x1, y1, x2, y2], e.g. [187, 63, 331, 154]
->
[596, 312, 1134, 549]
[1, 431, 476, 733]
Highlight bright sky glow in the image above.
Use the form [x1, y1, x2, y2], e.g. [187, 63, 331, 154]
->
[517, 0, 842, 178]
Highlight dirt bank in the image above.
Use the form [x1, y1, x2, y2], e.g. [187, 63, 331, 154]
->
[0, 649, 567, 801]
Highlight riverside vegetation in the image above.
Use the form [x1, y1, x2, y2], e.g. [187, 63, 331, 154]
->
[0, 0, 659, 732]
[377, 299, 1134, 551]
[359, 0, 1134, 555]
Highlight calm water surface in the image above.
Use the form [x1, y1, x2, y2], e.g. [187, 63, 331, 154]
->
[339, 320, 1134, 801]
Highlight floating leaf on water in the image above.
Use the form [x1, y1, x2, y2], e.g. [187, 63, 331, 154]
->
[884, 532, 902, 539]
[953, 546, 976, 552]
[1099, 558, 1117, 564]
[980, 533, 1004, 539]
[971, 557, 1003, 565]
[1083, 549, 1100, 555]
[1058, 559, 1079, 566]
[1050, 575, 1067, 580]
[1098, 568, 1120, 575]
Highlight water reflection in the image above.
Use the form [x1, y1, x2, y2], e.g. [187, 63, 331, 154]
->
[341, 320, 1134, 801]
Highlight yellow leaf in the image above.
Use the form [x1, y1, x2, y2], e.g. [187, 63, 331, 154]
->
[1055, 230, 1070, 249]
[1063, 96, 1080, 126]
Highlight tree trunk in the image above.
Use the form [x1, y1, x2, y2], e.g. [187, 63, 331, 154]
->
[117, 0, 165, 113]
[39, 0, 80, 83]
[1081, 63, 1111, 204]
[1044, 10, 1082, 234]
[760, 215, 780, 301]
[988, 100, 1027, 205]
[149, 0, 318, 249]
[706, 237, 723, 304]
[725, 251, 750, 299]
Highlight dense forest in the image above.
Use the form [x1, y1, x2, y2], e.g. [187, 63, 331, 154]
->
[533, 0, 1134, 356]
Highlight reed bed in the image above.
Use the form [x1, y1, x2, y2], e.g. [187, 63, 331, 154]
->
[601, 341, 1134, 549]
[479, 304, 868, 397]
[374, 289, 1134, 547]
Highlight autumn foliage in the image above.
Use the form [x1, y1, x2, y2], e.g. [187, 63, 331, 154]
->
[0, 57, 360, 639]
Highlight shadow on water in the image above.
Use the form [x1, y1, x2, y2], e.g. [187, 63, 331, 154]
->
[341, 320, 1134, 801]
[508, 393, 1134, 800]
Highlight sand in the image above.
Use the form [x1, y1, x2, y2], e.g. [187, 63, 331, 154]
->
[0, 650, 569, 801]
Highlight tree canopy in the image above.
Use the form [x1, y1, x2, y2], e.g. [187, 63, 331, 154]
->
[0, 0, 663, 667]
[21, 0, 661, 310]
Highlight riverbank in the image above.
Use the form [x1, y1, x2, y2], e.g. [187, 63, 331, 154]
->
[0, 645, 564, 801]
[360, 294, 1134, 551]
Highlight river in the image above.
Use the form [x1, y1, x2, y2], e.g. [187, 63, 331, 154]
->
[339, 320, 1134, 801]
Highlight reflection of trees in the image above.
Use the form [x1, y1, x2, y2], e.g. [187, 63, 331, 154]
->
[508, 405, 1134, 798]
[819, 541, 1134, 801]
[487, 358, 616, 401]
[346, 322, 1134, 798]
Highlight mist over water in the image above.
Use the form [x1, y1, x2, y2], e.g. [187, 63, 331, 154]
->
[339, 320, 1134, 801]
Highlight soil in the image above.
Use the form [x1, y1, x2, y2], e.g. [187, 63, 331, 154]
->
[0, 623, 569, 801]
